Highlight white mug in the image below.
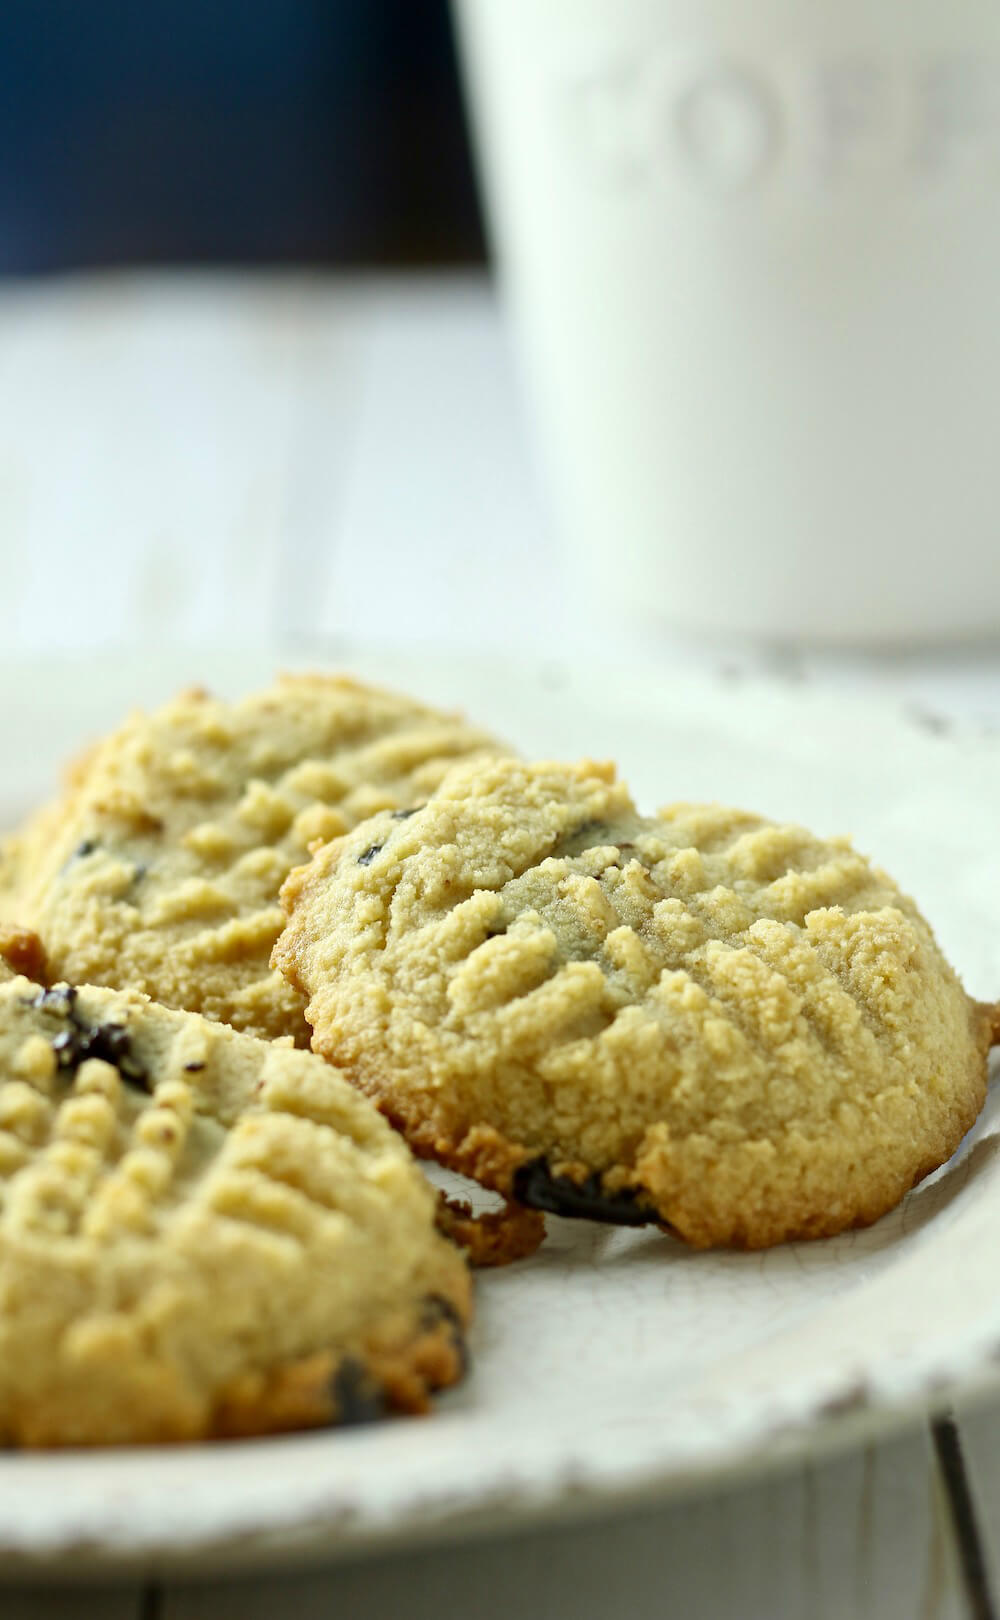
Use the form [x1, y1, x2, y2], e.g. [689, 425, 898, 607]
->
[454, 0, 1000, 643]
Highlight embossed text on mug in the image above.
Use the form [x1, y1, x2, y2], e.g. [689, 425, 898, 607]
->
[560, 52, 1000, 192]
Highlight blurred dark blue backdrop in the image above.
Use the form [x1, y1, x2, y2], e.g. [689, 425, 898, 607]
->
[0, 1, 486, 272]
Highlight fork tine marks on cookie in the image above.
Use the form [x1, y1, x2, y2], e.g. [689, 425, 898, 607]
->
[273, 755, 994, 1251]
[0, 971, 471, 1446]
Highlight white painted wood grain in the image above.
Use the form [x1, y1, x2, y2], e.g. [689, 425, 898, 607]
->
[3, 267, 1000, 738]
[0, 275, 306, 653]
[158, 1431, 964, 1620]
[951, 1394, 1000, 1604]
[313, 277, 558, 654]
[0, 271, 614, 664]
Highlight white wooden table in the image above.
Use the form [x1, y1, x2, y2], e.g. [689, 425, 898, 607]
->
[2, 271, 1000, 1619]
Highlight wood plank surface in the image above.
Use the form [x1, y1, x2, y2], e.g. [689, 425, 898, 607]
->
[159, 1428, 966, 1620]
[947, 1398, 1000, 1619]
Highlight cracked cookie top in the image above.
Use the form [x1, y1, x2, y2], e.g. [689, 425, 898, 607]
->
[275, 757, 994, 1249]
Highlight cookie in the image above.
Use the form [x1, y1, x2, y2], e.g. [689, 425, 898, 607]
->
[9, 675, 505, 1042]
[0, 973, 470, 1446]
[0, 925, 46, 983]
[274, 757, 996, 1250]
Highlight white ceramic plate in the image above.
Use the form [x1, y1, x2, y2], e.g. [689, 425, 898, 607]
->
[1, 646, 999, 1579]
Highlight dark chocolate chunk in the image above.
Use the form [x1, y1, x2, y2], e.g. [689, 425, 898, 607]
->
[183, 1062, 206, 1073]
[30, 984, 79, 1018]
[356, 842, 384, 866]
[61, 841, 100, 876]
[421, 1293, 470, 1378]
[570, 818, 607, 842]
[49, 1029, 80, 1067]
[329, 1357, 385, 1427]
[28, 984, 149, 1092]
[512, 1158, 655, 1226]
[422, 1293, 463, 1331]
[546, 818, 614, 861]
[51, 1020, 149, 1090]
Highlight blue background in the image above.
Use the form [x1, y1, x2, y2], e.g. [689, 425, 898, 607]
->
[0, 1, 485, 271]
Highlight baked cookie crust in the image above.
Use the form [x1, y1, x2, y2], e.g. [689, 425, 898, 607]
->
[5, 675, 505, 1043]
[0, 974, 470, 1446]
[275, 757, 996, 1250]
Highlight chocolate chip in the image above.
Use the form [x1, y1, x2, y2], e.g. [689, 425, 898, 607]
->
[512, 1158, 654, 1226]
[49, 1029, 80, 1067]
[30, 985, 78, 1018]
[329, 1357, 385, 1427]
[183, 1062, 206, 1073]
[421, 1293, 470, 1378]
[547, 818, 612, 860]
[422, 1294, 463, 1331]
[29, 985, 150, 1092]
[357, 842, 384, 866]
[61, 840, 102, 875]
[55, 1021, 148, 1089]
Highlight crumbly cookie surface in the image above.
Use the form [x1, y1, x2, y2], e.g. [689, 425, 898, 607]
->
[7, 675, 504, 1042]
[0, 974, 469, 1446]
[275, 758, 995, 1249]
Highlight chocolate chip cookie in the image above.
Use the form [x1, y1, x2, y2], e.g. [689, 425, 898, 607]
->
[7, 675, 505, 1043]
[274, 757, 996, 1249]
[0, 972, 470, 1446]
